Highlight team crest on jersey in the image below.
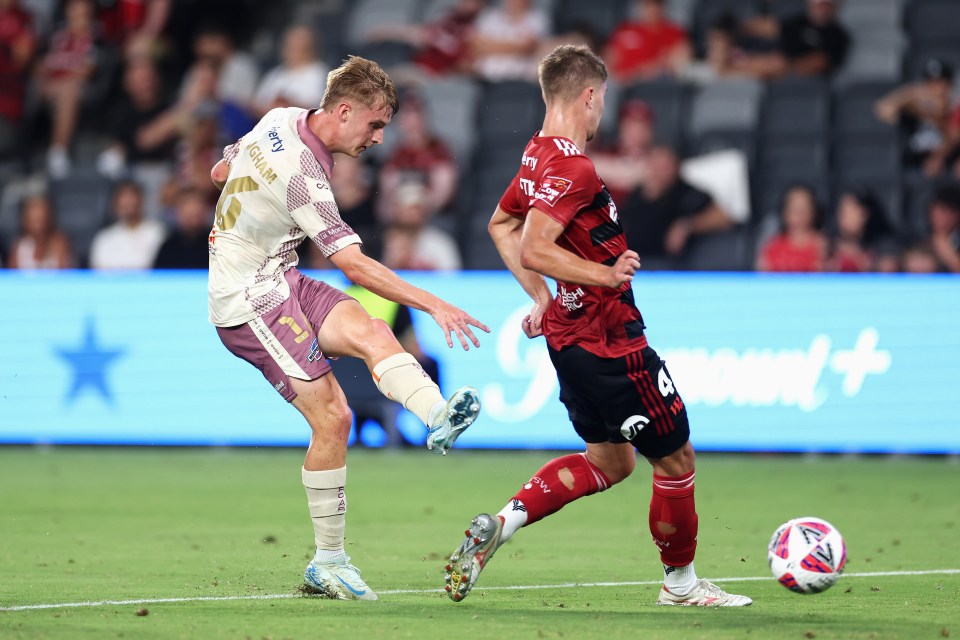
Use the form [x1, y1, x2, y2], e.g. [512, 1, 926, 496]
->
[534, 176, 574, 207]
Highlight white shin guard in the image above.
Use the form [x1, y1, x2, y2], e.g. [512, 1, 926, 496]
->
[302, 466, 346, 551]
[372, 352, 443, 425]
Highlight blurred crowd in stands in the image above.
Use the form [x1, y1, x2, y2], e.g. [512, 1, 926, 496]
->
[0, 0, 958, 274]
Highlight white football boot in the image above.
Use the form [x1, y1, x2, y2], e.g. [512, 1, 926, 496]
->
[303, 555, 378, 601]
[426, 386, 481, 455]
[656, 578, 753, 606]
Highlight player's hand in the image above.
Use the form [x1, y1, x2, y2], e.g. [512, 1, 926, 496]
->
[429, 300, 491, 350]
[607, 250, 640, 287]
[521, 299, 549, 339]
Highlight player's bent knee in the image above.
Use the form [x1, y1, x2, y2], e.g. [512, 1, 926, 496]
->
[607, 456, 637, 484]
[588, 449, 636, 485]
[370, 317, 399, 346]
[353, 318, 402, 361]
[331, 401, 353, 436]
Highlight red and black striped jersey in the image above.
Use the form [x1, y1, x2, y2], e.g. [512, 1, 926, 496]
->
[498, 133, 646, 358]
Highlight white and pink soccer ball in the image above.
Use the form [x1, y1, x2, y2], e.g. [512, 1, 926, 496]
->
[768, 517, 847, 594]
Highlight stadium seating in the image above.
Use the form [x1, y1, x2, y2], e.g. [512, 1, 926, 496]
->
[476, 81, 546, 147]
[420, 77, 481, 162]
[832, 81, 900, 138]
[353, 41, 416, 71]
[832, 139, 900, 185]
[835, 33, 905, 84]
[346, 0, 421, 46]
[420, 0, 462, 22]
[49, 172, 112, 267]
[761, 77, 831, 139]
[553, 0, 628, 43]
[683, 227, 752, 271]
[903, 0, 960, 45]
[688, 80, 763, 140]
[665, 0, 697, 31]
[5, 0, 958, 274]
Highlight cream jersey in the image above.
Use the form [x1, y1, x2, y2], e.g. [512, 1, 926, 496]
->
[208, 107, 361, 326]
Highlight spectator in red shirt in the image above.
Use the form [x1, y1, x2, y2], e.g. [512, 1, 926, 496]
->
[0, 0, 36, 129]
[37, 0, 99, 178]
[378, 91, 457, 219]
[367, 0, 485, 77]
[757, 184, 826, 272]
[604, 0, 690, 83]
[97, 0, 170, 49]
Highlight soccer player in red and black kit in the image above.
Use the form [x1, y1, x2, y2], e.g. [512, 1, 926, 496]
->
[442, 44, 752, 607]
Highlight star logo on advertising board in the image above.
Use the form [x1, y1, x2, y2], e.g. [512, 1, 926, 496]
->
[54, 317, 125, 405]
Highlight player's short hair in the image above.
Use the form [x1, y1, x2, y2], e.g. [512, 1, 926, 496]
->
[321, 56, 399, 116]
[538, 44, 608, 105]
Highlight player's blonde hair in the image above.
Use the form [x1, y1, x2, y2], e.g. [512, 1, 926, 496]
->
[320, 56, 400, 115]
[538, 44, 608, 105]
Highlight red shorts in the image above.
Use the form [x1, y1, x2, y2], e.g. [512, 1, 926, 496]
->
[216, 269, 352, 402]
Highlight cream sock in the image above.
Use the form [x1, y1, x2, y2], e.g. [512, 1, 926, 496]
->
[302, 466, 346, 552]
[663, 562, 697, 595]
[496, 499, 529, 543]
[372, 353, 444, 426]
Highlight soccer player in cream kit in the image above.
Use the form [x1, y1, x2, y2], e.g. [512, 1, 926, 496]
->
[208, 56, 488, 600]
[444, 45, 752, 607]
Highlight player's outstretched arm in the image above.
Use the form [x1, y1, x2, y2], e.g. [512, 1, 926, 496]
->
[521, 208, 639, 288]
[329, 245, 490, 350]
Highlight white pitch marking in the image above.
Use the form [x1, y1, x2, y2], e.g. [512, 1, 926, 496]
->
[1, 569, 957, 612]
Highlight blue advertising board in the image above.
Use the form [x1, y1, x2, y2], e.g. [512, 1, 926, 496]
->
[1, 270, 957, 453]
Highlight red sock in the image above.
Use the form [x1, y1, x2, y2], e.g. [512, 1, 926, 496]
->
[649, 470, 698, 566]
[511, 453, 611, 525]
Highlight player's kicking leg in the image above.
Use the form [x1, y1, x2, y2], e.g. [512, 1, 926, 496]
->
[372, 352, 479, 454]
[317, 298, 481, 455]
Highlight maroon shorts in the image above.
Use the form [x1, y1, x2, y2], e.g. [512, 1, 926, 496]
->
[216, 269, 352, 402]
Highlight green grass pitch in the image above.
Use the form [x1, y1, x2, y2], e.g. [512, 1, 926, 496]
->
[1, 447, 957, 639]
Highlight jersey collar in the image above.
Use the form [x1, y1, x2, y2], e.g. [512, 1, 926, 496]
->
[296, 109, 335, 178]
[532, 130, 582, 153]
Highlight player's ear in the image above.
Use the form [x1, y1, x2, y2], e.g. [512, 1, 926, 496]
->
[337, 101, 352, 122]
